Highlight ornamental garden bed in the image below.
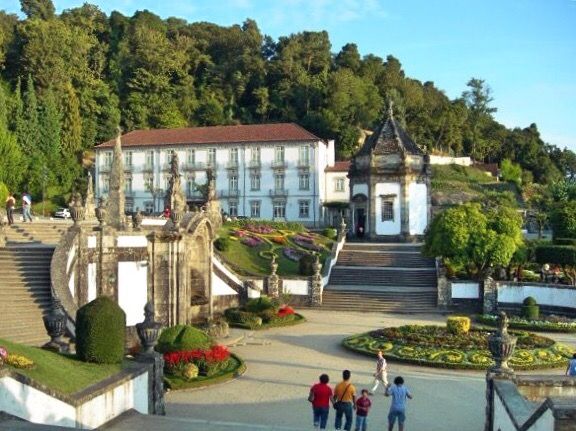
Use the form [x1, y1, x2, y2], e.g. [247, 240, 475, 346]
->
[476, 314, 576, 333]
[214, 221, 335, 277]
[0, 338, 124, 394]
[343, 324, 574, 370]
[156, 324, 245, 391]
[224, 296, 305, 330]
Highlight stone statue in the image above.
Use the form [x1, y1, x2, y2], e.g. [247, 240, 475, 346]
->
[267, 254, 279, 298]
[84, 171, 96, 221]
[164, 151, 186, 227]
[206, 168, 216, 201]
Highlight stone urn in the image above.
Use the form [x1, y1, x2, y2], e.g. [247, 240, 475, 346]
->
[42, 298, 69, 353]
[69, 193, 85, 225]
[488, 311, 517, 375]
[136, 302, 162, 356]
[95, 198, 107, 227]
[132, 208, 143, 230]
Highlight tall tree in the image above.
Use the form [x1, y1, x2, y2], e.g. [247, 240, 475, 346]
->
[60, 82, 82, 153]
[19, 74, 40, 154]
[20, 0, 55, 21]
[0, 83, 24, 190]
[462, 78, 497, 160]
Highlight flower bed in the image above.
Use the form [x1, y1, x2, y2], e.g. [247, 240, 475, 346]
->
[224, 297, 305, 330]
[476, 314, 576, 333]
[343, 325, 573, 370]
[283, 247, 304, 262]
[241, 236, 263, 247]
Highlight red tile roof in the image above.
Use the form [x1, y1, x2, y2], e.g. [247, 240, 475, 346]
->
[325, 161, 351, 172]
[96, 123, 321, 149]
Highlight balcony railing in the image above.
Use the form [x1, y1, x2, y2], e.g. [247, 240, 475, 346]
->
[220, 189, 240, 198]
[269, 188, 289, 198]
[226, 160, 239, 169]
[124, 164, 133, 172]
[248, 159, 261, 169]
[142, 164, 154, 172]
[100, 164, 111, 173]
[182, 162, 206, 171]
[186, 190, 203, 199]
[297, 159, 310, 168]
[271, 159, 286, 169]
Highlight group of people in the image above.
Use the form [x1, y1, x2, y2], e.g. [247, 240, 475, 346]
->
[308, 351, 412, 431]
[4, 192, 32, 225]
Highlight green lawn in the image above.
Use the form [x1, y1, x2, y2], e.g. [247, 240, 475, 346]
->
[216, 224, 333, 277]
[0, 338, 124, 394]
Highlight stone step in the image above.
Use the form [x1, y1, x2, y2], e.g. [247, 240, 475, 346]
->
[336, 252, 434, 268]
[321, 290, 438, 313]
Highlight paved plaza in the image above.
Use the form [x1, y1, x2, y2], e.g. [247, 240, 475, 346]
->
[143, 310, 570, 431]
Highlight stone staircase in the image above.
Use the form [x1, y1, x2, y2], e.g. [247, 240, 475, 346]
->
[324, 243, 438, 313]
[0, 222, 69, 345]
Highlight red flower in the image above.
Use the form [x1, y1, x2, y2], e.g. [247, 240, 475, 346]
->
[278, 306, 295, 317]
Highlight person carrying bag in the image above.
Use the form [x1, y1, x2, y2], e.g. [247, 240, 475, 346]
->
[332, 370, 356, 431]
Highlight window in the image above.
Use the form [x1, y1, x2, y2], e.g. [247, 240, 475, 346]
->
[229, 202, 238, 217]
[299, 146, 309, 165]
[101, 175, 109, 193]
[250, 173, 261, 191]
[124, 151, 133, 168]
[274, 146, 285, 162]
[208, 148, 216, 167]
[299, 200, 310, 218]
[186, 176, 195, 196]
[145, 151, 154, 168]
[124, 176, 132, 194]
[229, 174, 238, 192]
[165, 150, 173, 166]
[274, 173, 285, 191]
[229, 148, 238, 166]
[251, 147, 260, 162]
[144, 175, 154, 192]
[125, 201, 134, 213]
[144, 201, 154, 214]
[187, 149, 195, 165]
[250, 200, 261, 218]
[103, 151, 112, 167]
[381, 199, 394, 221]
[299, 172, 310, 190]
[335, 177, 345, 192]
[273, 201, 286, 219]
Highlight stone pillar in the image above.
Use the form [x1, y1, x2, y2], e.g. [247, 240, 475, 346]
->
[267, 255, 279, 298]
[400, 170, 410, 240]
[482, 276, 498, 314]
[105, 129, 126, 230]
[436, 259, 451, 309]
[309, 255, 323, 306]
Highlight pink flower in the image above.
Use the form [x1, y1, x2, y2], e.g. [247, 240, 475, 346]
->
[0, 347, 7, 360]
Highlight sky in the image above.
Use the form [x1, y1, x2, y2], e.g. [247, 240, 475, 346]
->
[2, 0, 575, 152]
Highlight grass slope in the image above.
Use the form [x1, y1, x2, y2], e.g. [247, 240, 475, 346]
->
[0, 338, 124, 394]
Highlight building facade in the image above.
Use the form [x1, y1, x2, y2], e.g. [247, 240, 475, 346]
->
[95, 123, 338, 227]
[348, 106, 431, 241]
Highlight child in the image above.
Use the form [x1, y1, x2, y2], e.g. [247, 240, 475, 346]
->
[355, 389, 372, 431]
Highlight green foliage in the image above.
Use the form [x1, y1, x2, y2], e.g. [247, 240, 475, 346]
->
[214, 237, 230, 252]
[0, 182, 8, 204]
[245, 295, 276, 313]
[446, 317, 471, 335]
[156, 325, 212, 353]
[423, 203, 523, 278]
[76, 296, 126, 364]
[535, 245, 576, 285]
[523, 296, 537, 306]
[522, 297, 540, 319]
[322, 228, 337, 240]
[500, 159, 522, 187]
[299, 253, 316, 276]
[554, 238, 576, 246]
[550, 200, 576, 240]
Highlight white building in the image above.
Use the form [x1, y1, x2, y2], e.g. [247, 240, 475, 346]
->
[94, 123, 341, 227]
[323, 161, 351, 227]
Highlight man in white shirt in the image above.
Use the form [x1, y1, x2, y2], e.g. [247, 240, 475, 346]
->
[22, 193, 32, 222]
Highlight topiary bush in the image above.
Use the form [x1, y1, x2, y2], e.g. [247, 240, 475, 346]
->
[446, 316, 471, 335]
[76, 296, 126, 364]
[322, 228, 338, 240]
[299, 253, 316, 276]
[245, 295, 276, 313]
[156, 325, 212, 354]
[522, 297, 540, 320]
[214, 237, 231, 252]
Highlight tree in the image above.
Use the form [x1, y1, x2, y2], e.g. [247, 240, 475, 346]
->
[20, 0, 55, 20]
[0, 84, 24, 190]
[500, 159, 522, 188]
[18, 74, 40, 155]
[60, 82, 82, 153]
[550, 200, 576, 240]
[462, 78, 497, 160]
[423, 203, 523, 278]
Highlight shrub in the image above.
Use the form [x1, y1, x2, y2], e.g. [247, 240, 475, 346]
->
[76, 296, 126, 364]
[224, 308, 263, 328]
[5, 353, 34, 369]
[554, 238, 576, 246]
[522, 297, 540, 320]
[182, 363, 199, 380]
[299, 253, 316, 276]
[214, 237, 230, 251]
[245, 296, 276, 313]
[156, 325, 212, 354]
[322, 228, 338, 240]
[446, 316, 471, 335]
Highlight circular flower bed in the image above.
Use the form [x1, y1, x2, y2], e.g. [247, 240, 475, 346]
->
[224, 296, 305, 330]
[343, 325, 573, 370]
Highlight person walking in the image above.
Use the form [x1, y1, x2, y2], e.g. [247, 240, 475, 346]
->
[566, 353, 576, 377]
[22, 192, 32, 223]
[333, 369, 356, 431]
[369, 350, 388, 395]
[385, 376, 413, 431]
[308, 373, 333, 430]
[5, 193, 16, 225]
[354, 389, 372, 431]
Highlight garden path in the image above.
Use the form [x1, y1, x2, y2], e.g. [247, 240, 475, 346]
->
[110, 310, 576, 431]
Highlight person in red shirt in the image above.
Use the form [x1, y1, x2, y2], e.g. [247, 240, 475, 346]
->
[355, 389, 372, 431]
[308, 373, 333, 430]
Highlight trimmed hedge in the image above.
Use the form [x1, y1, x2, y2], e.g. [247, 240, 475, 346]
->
[522, 297, 539, 319]
[535, 245, 576, 266]
[446, 316, 471, 335]
[156, 325, 212, 353]
[476, 314, 576, 333]
[76, 296, 126, 364]
[554, 238, 576, 246]
[224, 307, 305, 330]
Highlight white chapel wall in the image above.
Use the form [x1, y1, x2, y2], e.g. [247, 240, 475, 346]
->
[374, 183, 401, 235]
[408, 182, 428, 235]
[117, 261, 148, 326]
